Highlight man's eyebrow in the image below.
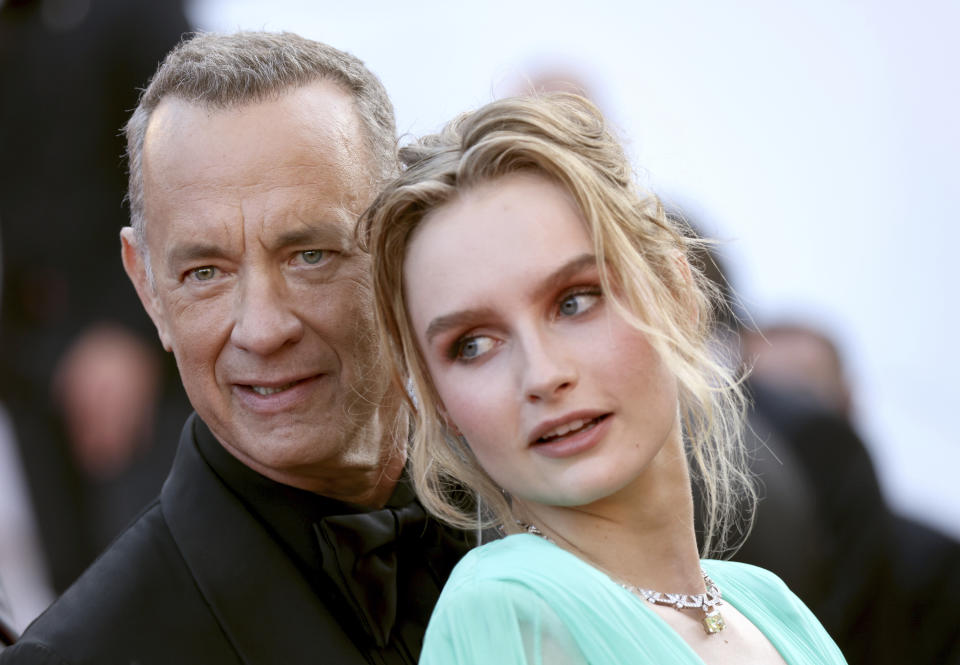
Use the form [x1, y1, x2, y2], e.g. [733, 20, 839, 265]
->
[167, 242, 230, 268]
[166, 223, 351, 269]
[423, 253, 598, 345]
[269, 224, 348, 251]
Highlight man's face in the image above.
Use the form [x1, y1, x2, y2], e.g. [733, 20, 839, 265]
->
[123, 82, 388, 493]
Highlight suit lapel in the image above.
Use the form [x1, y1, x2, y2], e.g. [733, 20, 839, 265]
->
[161, 415, 370, 665]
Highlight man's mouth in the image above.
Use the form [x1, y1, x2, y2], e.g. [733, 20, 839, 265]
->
[536, 415, 608, 443]
[246, 379, 305, 396]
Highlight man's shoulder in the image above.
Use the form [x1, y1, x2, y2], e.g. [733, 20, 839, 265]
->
[5, 497, 236, 664]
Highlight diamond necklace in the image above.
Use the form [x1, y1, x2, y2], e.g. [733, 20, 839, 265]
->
[519, 522, 726, 635]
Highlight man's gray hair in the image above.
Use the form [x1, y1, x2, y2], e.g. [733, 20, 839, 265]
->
[125, 31, 397, 247]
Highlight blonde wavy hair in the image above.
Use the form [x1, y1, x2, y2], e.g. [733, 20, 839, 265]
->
[363, 93, 754, 556]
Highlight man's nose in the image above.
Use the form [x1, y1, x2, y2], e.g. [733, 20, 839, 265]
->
[230, 272, 303, 355]
[520, 330, 578, 403]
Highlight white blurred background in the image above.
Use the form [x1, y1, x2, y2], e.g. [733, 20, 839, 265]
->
[191, 0, 959, 538]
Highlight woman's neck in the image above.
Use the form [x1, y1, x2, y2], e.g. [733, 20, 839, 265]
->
[515, 433, 705, 595]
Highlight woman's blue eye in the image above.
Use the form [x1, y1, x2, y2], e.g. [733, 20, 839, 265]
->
[455, 335, 495, 361]
[301, 250, 325, 264]
[559, 291, 600, 316]
[191, 266, 217, 281]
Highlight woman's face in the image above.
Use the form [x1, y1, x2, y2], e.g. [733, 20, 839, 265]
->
[403, 172, 681, 509]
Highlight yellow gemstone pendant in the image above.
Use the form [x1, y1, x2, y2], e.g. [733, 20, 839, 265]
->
[702, 611, 726, 634]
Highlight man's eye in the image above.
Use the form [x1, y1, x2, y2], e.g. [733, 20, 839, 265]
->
[301, 249, 325, 264]
[191, 266, 217, 281]
[453, 335, 496, 361]
[558, 290, 601, 317]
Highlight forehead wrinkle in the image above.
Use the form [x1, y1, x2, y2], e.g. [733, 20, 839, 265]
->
[251, 157, 371, 214]
[152, 134, 363, 199]
[266, 194, 359, 229]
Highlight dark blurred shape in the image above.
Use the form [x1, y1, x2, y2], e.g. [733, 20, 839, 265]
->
[0, 584, 17, 647]
[0, 0, 192, 597]
[686, 217, 960, 664]
[743, 324, 852, 417]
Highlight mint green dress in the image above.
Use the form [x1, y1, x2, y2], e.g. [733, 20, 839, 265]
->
[420, 534, 846, 664]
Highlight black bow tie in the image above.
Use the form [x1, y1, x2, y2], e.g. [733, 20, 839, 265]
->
[314, 501, 427, 648]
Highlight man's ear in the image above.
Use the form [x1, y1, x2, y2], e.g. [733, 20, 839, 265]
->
[120, 227, 173, 352]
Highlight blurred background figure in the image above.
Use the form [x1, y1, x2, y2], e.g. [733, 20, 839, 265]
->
[690, 229, 960, 665]
[0, 401, 51, 634]
[743, 323, 852, 417]
[0, 0, 192, 625]
[0, 579, 16, 649]
[740, 319, 960, 665]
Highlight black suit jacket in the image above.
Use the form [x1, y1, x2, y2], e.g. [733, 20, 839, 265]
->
[2, 416, 468, 664]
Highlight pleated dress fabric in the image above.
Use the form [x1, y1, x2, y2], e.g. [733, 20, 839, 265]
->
[420, 534, 847, 664]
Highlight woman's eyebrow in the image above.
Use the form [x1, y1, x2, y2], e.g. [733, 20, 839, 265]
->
[529, 253, 597, 302]
[425, 307, 497, 345]
[423, 253, 597, 344]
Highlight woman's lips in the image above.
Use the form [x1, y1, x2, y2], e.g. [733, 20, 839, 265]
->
[529, 413, 611, 459]
[529, 411, 610, 444]
[536, 415, 604, 442]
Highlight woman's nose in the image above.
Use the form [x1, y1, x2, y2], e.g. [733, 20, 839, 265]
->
[520, 332, 578, 403]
